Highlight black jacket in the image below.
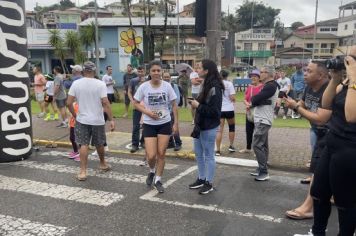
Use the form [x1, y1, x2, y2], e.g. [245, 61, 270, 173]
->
[196, 86, 223, 130]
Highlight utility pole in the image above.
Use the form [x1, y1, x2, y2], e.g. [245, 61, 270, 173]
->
[177, 0, 180, 63]
[94, 0, 100, 75]
[206, 0, 222, 68]
[312, 0, 318, 59]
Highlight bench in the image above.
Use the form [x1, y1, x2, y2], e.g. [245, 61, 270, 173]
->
[233, 78, 252, 92]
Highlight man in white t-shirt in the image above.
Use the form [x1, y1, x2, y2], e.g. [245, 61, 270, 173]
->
[67, 61, 115, 181]
[190, 63, 204, 125]
[275, 72, 291, 119]
[102, 65, 115, 103]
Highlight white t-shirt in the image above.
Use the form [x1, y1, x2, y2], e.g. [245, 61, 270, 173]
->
[222, 80, 236, 112]
[68, 77, 107, 125]
[45, 81, 54, 96]
[190, 71, 201, 94]
[134, 80, 177, 125]
[102, 74, 114, 94]
[277, 77, 291, 93]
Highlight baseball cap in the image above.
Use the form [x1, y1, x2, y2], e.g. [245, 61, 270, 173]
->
[249, 69, 260, 78]
[83, 61, 97, 72]
[70, 65, 83, 72]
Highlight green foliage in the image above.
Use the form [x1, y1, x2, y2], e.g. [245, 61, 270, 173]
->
[59, 0, 75, 10]
[236, 0, 280, 31]
[221, 12, 239, 33]
[291, 21, 305, 31]
[79, 22, 99, 49]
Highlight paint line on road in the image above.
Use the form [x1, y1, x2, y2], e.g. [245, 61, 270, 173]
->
[0, 214, 69, 236]
[216, 156, 258, 167]
[8, 161, 146, 184]
[40, 151, 179, 170]
[0, 175, 124, 206]
[140, 165, 283, 224]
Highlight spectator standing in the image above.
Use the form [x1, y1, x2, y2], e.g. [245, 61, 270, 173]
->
[190, 64, 203, 125]
[215, 70, 236, 155]
[239, 69, 263, 154]
[102, 66, 116, 103]
[189, 59, 223, 195]
[163, 72, 183, 151]
[53, 66, 68, 128]
[67, 61, 115, 181]
[291, 65, 305, 119]
[128, 66, 146, 153]
[250, 67, 279, 181]
[177, 70, 190, 108]
[123, 64, 137, 118]
[275, 71, 291, 119]
[33, 66, 47, 118]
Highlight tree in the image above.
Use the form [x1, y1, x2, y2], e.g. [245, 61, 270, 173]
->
[236, 1, 280, 31]
[59, 0, 75, 10]
[49, 29, 67, 73]
[79, 22, 100, 50]
[65, 31, 86, 64]
[221, 12, 239, 33]
[291, 21, 305, 31]
[159, 0, 169, 57]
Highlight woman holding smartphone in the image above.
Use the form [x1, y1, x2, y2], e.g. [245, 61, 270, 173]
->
[189, 59, 224, 195]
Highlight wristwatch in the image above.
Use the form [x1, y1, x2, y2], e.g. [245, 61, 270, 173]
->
[293, 104, 300, 113]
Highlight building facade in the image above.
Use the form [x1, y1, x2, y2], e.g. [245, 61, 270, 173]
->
[234, 28, 274, 68]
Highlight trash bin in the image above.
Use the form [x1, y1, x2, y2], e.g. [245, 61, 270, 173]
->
[0, 0, 32, 162]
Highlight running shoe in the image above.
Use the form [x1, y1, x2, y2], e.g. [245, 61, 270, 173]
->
[189, 178, 205, 189]
[228, 145, 236, 152]
[154, 181, 165, 193]
[146, 172, 155, 186]
[53, 113, 59, 120]
[44, 113, 51, 121]
[215, 151, 221, 156]
[199, 182, 213, 195]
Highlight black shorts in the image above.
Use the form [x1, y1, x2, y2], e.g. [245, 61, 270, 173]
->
[45, 95, 53, 103]
[143, 122, 172, 138]
[221, 111, 235, 119]
[309, 129, 328, 173]
[55, 98, 67, 108]
[75, 121, 106, 146]
[107, 93, 115, 104]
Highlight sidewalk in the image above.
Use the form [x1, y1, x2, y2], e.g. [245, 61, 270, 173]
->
[32, 113, 311, 171]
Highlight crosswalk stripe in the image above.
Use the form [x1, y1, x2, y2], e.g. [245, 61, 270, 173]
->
[40, 151, 178, 170]
[8, 161, 146, 184]
[0, 214, 68, 236]
[0, 175, 124, 206]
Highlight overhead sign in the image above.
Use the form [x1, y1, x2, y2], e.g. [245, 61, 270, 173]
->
[235, 50, 273, 58]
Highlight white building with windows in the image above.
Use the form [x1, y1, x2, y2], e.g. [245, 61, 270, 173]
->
[234, 28, 274, 68]
[336, 1, 356, 53]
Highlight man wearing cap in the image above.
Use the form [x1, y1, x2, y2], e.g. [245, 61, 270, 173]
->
[123, 64, 137, 117]
[64, 65, 83, 89]
[67, 61, 115, 181]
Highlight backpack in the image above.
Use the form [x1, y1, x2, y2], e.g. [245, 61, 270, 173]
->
[171, 83, 183, 107]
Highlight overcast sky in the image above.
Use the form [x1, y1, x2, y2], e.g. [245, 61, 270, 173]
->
[25, 0, 346, 27]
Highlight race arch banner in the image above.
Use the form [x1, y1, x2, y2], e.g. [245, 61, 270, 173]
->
[0, 0, 33, 162]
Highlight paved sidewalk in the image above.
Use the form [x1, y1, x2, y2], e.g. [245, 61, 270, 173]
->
[32, 113, 311, 171]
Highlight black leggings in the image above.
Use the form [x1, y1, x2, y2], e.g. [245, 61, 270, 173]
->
[70, 127, 78, 153]
[245, 116, 254, 150]
[311, 132, 356, 235]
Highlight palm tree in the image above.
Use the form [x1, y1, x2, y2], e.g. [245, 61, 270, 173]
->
[48, 29, 67, 73]
[64, 30, 85, 64]
[160, 0, 168, 58]
[79, 22, 97, 50]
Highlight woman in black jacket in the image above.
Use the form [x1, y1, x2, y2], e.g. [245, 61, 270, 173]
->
[188, 59, 224, 195]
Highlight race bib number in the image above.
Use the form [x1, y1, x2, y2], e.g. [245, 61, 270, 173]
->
[152, 109, 168, 119]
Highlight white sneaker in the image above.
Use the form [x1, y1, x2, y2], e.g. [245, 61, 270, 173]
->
[105, 146, 109, 152]
[91, 150, 98, 156]
[293, 230, 313, 236]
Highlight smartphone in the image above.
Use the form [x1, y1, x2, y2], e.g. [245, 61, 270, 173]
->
[187, 97, 194, 100]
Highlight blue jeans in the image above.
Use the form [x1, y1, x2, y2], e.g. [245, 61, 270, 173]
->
[193, 127, 218, 183]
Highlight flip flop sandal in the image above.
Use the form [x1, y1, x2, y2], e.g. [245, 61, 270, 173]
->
[76, 174, 87, 181]
[285, 209, 313, 220]
[99, 165, 112, 172]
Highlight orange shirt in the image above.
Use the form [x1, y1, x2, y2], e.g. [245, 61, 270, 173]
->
[34, 74, 47, 93]
[69, 103, 79, 128]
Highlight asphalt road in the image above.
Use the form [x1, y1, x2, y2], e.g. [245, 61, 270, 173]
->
[0, 148, 338, 236]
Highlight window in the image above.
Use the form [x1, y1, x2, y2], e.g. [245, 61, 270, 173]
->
[345, 24, 348, 30]
[320, 28, 330, 32]
[244, 43, 252, 51]
[306, 43, 313, 49]
[331, 43, 335, 49]
[331, 28, 337, 31]
[258, 43, 266, 51]
[321, 43, 328, 48]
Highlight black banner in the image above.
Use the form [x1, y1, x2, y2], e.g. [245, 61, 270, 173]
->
[0, 0, 32, 162]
